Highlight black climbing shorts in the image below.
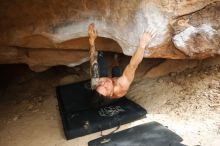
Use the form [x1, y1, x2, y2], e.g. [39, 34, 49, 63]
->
[111, 66, 122, 77]
[97, 51, 122, 78]
[97, 51, 108, 77]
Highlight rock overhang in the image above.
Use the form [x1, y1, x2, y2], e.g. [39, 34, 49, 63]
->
[0, 0, 219, 71]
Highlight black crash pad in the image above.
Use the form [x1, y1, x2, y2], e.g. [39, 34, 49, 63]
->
[88, 121, 185, 146]
[56, 80, 147, 140]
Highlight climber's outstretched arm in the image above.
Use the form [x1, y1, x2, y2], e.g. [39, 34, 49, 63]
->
[122, 28, 156, 86]
[88, 23, 100, 89]
[88, 23, 98, 68]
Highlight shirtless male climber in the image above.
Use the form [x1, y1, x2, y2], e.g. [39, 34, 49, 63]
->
[88, 23, 156, 99]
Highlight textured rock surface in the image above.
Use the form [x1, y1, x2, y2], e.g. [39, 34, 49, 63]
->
[173, 2, 220, 58]
[0, 0, 219, 70]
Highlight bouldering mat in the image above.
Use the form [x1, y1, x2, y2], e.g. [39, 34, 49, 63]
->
[56, 80, 147, 140]
[88, 121, 185, 146]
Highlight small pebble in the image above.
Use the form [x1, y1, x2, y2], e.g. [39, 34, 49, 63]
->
[13, 116, 19, 121]
[170, 72, 177, 77]
[27, 104, 34, 111]
[32, 109, 39, 113]
[157, 78, 163, 83]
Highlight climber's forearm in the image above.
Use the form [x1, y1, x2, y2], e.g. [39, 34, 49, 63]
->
[89, 44, 99, 76]
[89, 44, 98, 66]
[129, 45, 146, 69]
[88, 23, 100, 89]
[89, 40, 100, 89]
[122, 45, 146, 83]
[88, 23, 98, 71]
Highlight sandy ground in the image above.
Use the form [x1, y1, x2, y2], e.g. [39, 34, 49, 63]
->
[0, 61, 220, 146]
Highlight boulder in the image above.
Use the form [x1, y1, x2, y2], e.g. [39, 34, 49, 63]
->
[0, 0, 219, 70]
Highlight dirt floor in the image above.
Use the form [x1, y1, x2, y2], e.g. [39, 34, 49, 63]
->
[0, 59, 220, 146]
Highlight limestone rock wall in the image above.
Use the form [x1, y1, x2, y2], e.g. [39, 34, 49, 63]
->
[0, 0, 219, 71]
